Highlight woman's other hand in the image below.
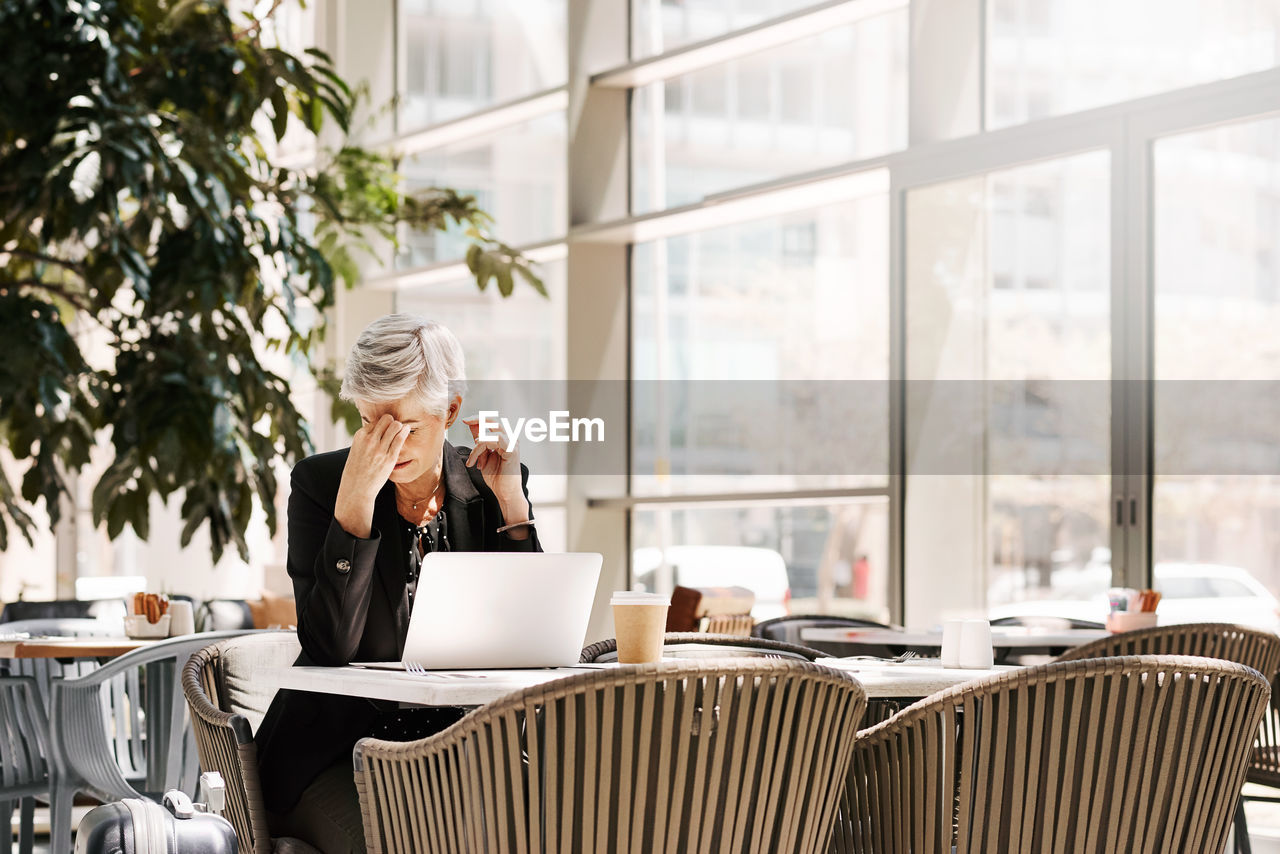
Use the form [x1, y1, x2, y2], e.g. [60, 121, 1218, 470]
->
[462, 416, 530, 528]
[334, 414, 410, 538]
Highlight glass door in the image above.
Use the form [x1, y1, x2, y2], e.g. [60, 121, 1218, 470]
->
[903, 151, 1115, 627]
[1151, 116, 1280, 633]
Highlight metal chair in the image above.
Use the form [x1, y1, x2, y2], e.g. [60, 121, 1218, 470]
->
[0, 619, 119, 708]
[990, 615, 1105, 630]
[0, 617, 119, 851]
[46, 630, 256, 854]
[355, 660, 868, 854]
[0, 677, 49, 854]
[752, 614, 891, 644]
[753, 614, 900, 661]
[1054, 622, 1280, 854]
[837, 655, 1270, 853]
[580, 631, 827, 663]
[182, 632, 320, 854]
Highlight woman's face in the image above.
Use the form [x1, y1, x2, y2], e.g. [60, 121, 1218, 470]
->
[356, 394, 461, 486]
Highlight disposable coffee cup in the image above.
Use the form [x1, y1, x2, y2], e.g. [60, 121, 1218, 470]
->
[941, 620, 964, 668]
[611, 592, 669, 664]
[958, 619, 994, 669]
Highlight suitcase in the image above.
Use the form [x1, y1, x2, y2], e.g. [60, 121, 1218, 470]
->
[75, 778, 238, 854]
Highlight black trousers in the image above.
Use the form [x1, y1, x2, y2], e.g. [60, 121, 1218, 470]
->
[268, 706, 469, 854]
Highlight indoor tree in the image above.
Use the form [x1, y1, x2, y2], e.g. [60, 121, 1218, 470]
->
[0, 0, 543, 562]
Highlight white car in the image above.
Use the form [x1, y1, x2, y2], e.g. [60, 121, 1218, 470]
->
[631, 546, 792, 620]
[989, 562, 1280, 634]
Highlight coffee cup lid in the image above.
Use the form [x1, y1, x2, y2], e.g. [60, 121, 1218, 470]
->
[611, 591, 669, 606]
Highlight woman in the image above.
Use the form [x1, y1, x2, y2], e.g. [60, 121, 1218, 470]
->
[255, 314, 540, 853]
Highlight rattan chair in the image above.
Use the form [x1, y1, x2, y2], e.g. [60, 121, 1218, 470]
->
[182, 631, 319, 854]
[355, 659, 868, 854]
[835, 655, 1270, 854]
[701, 613, 755, 635]
[1053, 622, 1280, 854]
[1243, 674, 1280, 854]
[579, 631, 827, 662]
[1054, 622, 1280, 671]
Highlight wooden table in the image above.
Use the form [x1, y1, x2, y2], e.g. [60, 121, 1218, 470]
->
[0, 636, 157, 659]
[275, 658, 1016, 706]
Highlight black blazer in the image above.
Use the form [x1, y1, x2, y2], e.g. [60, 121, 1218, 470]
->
[255, 440, 541, 813]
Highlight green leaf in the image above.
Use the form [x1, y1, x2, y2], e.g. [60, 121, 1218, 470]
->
[473, 253, 492, 291]
[495, 264, 514, 298]
[270, 86, 289, 142]
[0, 0, 541, 569]
[515, 264, 549, 298]
[106, 498, 129, 539]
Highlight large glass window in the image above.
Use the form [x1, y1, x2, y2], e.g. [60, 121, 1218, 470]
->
[1152, 116, 1280, 633]
[399, 0, 566, 129]
[632, 191, 890, 497]
[904, 151, 1112, 626]
[631, 12, 907, 212]
[396, 260, 568, 550]
[631, 0, 830, 58]
[397, 111, 566, 268]
[631, 189, 889, 619]
[986, 0, 1280, 130]
[632, 500, 890, 622]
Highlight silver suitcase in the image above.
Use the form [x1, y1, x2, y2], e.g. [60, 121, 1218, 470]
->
[75, 775, 237, 854]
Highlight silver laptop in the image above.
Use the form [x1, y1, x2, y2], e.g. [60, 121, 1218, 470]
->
[398, 552, 602, 669]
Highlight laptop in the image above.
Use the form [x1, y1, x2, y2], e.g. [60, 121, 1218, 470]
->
[393, 552, 602, 669]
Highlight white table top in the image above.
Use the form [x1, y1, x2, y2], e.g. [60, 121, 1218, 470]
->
[277, 665, 586, 706]
[800, 627, 1111, 648]
[275, 658, 1014, 705]
[817, 659, 1017, 697]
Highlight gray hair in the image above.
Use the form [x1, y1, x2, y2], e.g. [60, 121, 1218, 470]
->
[340, 314, 467, 416]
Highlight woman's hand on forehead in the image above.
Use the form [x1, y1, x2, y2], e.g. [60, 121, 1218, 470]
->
[333, 413, 412, 538]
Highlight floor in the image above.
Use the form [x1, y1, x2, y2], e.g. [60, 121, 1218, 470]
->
[13, 800, 1280, 852]
[1244, 784, 1280, 854]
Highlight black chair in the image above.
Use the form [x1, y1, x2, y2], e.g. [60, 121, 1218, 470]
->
[580, 632, 827, 663]
[990, 615, 1105, 630]
[0, 599, 125, 623]
[194, 599, 255, 632]
[753, 614, 899, 658]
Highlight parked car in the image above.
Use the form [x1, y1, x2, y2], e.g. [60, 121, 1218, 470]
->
[631, 546, 792, 620]
[989, 562, 1280, 634]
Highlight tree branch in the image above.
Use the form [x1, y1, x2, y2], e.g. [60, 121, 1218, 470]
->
[10, 249, 87, 277]
[11, 278, 93, 315]
[234, 0, 285, 42]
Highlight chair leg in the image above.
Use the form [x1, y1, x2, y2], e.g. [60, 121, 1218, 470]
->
[1235, 799, 1253, 854]
[49, 785, 73, 854]
[16, 799, 33, 854]
[0, 800, 12, 854]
